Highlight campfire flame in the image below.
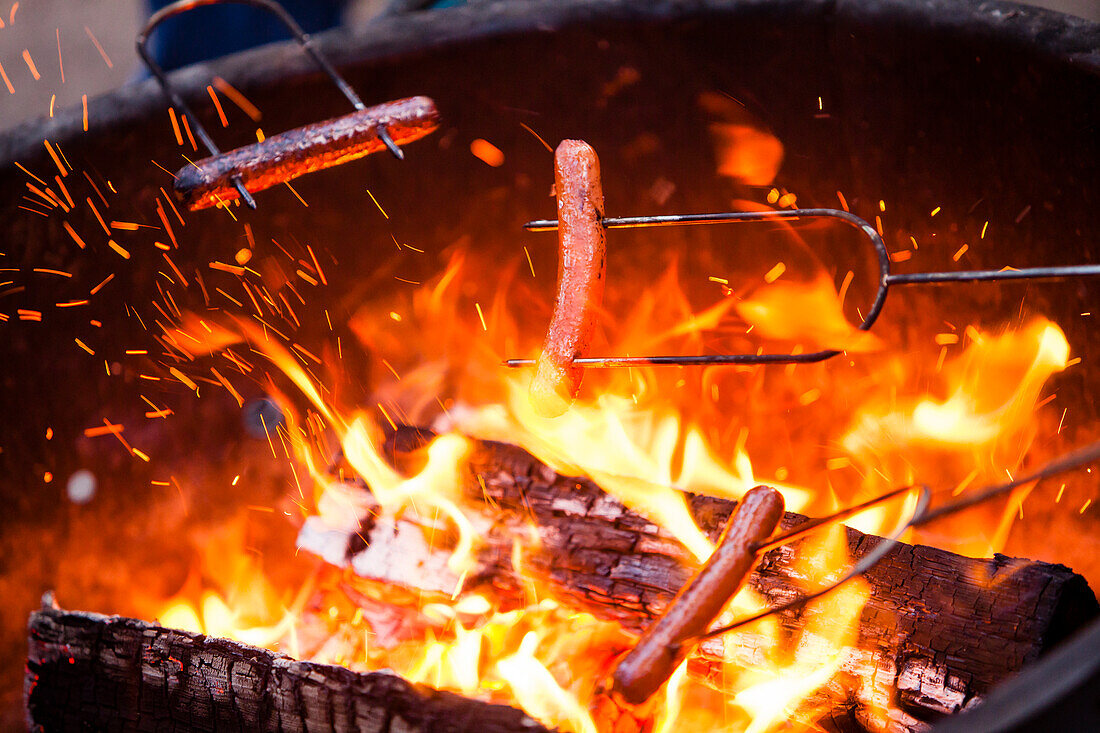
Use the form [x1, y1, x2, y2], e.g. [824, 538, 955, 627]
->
[96, 90, 1070, 733]
[0, 30, 1079, 726]
[152, 233, 1072, 731]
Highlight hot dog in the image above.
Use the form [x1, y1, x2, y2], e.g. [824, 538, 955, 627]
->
[529, 140, 607, 417]
[612, 485, 785, 705]
[175, 96, 440, 211]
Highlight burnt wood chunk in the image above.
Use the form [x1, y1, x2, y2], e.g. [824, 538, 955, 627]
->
[299, 428, 1099, 733]
[174, 96, 440, 211]
[26, 605, 549, 733]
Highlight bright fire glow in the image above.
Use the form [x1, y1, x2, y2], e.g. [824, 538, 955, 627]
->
[141, 122, 1073, 732]
[3, 56, 1077, 731]
[151, 236, 1073, 732]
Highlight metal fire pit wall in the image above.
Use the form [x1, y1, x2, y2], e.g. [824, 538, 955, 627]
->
[1, 0, 1099, 728]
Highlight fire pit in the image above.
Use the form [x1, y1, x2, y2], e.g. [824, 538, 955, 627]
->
[3, 0, 1100, 731]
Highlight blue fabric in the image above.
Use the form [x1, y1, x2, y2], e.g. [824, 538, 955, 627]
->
[148, 1, 347, 71]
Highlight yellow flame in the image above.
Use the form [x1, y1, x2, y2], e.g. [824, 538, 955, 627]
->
[910, 322, 1068, 445]
[735, 273, 883, 353]
[840, 318, 1069, 556]
[158, 600, 202, 634]
[156, 219, 1073, 733]
[497, 632, 600, 733]
[652, 661, 690, 733]
[729, 525, 871, 733]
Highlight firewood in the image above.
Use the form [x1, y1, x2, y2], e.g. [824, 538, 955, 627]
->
[298, 428, 1099, 732]
[26, 603, 550, 733]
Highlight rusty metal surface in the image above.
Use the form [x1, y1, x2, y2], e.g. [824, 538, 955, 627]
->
[174, 95, 439, 209]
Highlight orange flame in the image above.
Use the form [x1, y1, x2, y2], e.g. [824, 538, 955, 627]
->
[735, 273, 883, 353]
[155, 238, 1075, 731]
[152, 193, 1073, 733]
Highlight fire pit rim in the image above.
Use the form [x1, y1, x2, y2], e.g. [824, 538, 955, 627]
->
[1, 0, 1098, 170]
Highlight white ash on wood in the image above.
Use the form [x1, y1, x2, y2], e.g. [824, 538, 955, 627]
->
[297, 427, 1099, 733]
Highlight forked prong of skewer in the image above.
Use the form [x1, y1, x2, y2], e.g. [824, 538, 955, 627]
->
[376, 126, 406, 160]
[508, 208, 1100, 368]
[231, 176, 257, 210]
[137, 0, 413, 212]
[751, 482, 920, 554]
[609, 439, 1100, 704]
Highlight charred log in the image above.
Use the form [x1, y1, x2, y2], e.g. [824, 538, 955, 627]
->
[25, 603, 550, 733]
[299, 428, 1099, 732]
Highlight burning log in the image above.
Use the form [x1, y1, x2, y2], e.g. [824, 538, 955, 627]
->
[26, 602, 550, 733]
[299, 428, 1099, 732]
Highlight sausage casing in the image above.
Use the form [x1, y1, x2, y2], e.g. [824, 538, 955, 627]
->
[612, 485, 785, 704]
[175, 96, 439, 211]
[529, 140, 607, 417]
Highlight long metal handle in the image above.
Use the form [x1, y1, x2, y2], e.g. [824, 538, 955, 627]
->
[693, 438, 1100, 643]
[510, 208, 1100, 368]
[136, 0, 403, 208]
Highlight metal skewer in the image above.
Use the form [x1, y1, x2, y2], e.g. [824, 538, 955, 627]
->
[690, 438, 1100, 643]
[137, 0, 406, 210]
[507, 208, 1100, 368]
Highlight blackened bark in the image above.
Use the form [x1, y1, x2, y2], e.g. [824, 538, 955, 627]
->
[300, 429, 1098, 732]
[26, 604, 550, 733]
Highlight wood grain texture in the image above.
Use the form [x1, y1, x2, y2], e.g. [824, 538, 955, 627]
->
[26, 605, 549, 733]
[300, 428, 1099, 732]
